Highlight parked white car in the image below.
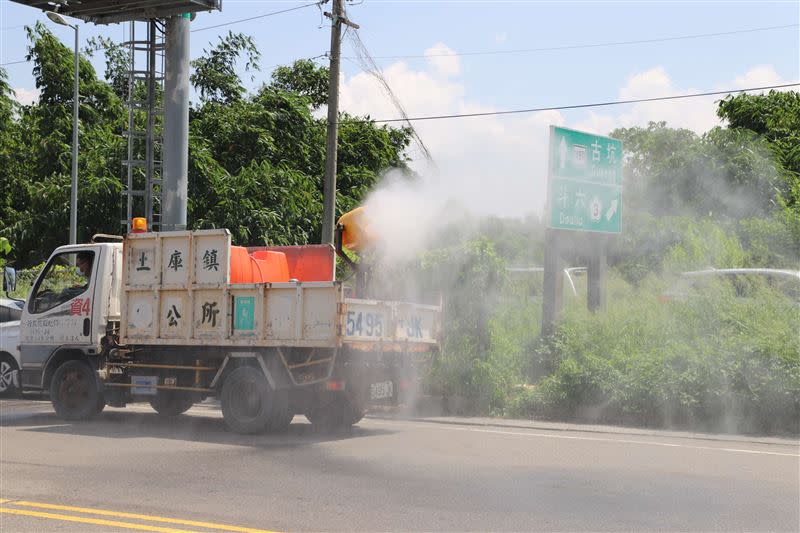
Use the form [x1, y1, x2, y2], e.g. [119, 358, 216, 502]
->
[0, 297, 23, 395]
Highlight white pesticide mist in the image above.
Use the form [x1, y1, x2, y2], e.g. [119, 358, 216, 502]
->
[362, 165, 467, 265]
[358, 156, 550, 415]
[355, 124, 799, 430]
[362, 155, 549, 265]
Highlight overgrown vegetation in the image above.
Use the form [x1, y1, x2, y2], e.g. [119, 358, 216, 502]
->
[418, 101, 800, 435]
[1, 25, 797, 434]
[0, 26, 410, 266]
[506, 276, 799, 434]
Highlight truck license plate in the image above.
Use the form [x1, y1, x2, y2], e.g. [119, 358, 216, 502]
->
[370, 381, 393, 400]
[131, 375, 157, 396]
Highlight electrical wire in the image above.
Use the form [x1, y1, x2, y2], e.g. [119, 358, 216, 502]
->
[3, 19, 794, 66]
[353, 82, 800, 123]
[190, 1, 326, 33]
[0, 3, 327, 66]
[346, 28, 435, 162]
[346, 23, 800, 60]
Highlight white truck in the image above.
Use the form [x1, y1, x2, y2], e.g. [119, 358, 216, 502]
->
[9, 228, 440, 433]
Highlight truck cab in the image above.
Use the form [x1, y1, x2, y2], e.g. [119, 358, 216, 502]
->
[19, 242, 122, 391]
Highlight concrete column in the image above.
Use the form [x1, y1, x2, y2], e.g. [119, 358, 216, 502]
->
[162, 15, 190, 231]
[541, 228, 564, 337]
[587, 236, 607, 312]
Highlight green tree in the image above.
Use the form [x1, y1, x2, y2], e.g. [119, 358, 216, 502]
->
[0, 68, 21, 247]
[611, 121, 782, 220]
[270, 59, 329, 109]
[717, 90, 800, 246]
[85, 36, 130, 100]
[188, 51, 412, 245]
[1, 24, 125, 265]
[718, 90, 800, 177]
[2, 28, 412, 263]
[191, 32, 260, 104]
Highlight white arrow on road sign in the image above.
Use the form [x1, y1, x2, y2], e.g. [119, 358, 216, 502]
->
[559, 137, 567, 170]
[606, 199, 618, 221]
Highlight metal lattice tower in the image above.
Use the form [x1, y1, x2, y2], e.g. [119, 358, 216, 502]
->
[11, 1, 221, 234]
[122, 20, 165, 233]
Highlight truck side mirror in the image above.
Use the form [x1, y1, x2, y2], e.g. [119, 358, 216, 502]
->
[3, 266, 16, 294]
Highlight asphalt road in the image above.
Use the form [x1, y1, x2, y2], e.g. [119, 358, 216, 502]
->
[1, 397, 798, 532]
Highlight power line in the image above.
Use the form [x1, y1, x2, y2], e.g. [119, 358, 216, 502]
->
[0, 1, 324, 36]
[346, 29, 435, 162]
[357, 82, 800, 123]
[351, 23, 800, 60]
[0, 3, 326, 66]
[190, 1, 325, 33]
[1, 41, 119, 68]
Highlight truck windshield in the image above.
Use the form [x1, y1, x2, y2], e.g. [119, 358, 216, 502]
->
[29, 251, 95, 314]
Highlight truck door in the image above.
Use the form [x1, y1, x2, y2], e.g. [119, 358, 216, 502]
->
[19, 249, 99, 388]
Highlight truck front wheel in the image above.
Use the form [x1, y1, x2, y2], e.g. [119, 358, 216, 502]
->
[50, 360, 101, 421]
[221, 366, 273, 434]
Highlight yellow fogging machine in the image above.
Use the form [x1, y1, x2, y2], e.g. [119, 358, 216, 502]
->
[334, 206, 376, 296]
[335, 206, 376, 254]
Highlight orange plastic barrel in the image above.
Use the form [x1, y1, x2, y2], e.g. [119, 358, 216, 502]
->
[250, 251, 290, 282]
[229, 246, 253, 283]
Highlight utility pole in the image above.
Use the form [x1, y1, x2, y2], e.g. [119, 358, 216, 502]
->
[70, 22, 79, 245]
[321, 0, 358, 244]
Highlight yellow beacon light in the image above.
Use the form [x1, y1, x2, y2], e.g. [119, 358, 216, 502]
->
[131, 217, 148, 233]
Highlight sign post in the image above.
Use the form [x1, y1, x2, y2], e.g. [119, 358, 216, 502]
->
[541, 126, 623, 335]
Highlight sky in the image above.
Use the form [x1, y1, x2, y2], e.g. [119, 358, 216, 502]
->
[1, 0, 799, 216]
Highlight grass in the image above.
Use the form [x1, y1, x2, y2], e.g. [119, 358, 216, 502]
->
[505, 275, 800, 435]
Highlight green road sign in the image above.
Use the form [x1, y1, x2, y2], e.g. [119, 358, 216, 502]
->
[547, 126, 623, 233]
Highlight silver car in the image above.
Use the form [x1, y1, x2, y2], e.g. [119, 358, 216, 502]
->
[0, 297, 23, 395]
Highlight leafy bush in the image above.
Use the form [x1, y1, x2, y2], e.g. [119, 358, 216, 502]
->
[411, 237, 515, 413]
[507, 275, 800, 434]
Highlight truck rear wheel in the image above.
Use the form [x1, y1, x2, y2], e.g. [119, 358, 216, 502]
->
[149, 391, 194, 417]
[221, 366, 273, 434]
[265, 389, 293, 433]
[50, 360, 101, 421]
[306, 394, 365, 433]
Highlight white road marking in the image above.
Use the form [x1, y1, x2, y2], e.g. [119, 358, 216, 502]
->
[368, 419, 800, 458]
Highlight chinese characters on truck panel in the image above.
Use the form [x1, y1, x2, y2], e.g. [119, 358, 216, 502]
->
[70, 298, 91, 316]
[202, 249, 219, 271]
[135, 250, 152, 271]
[23, 315, 87, 344]
[164, 301, 220, 329]
[166, 304, 181, 327]
[167, 250, 184, 271]
[200, 301, 220, 327]
[131, 247, 220, 276]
